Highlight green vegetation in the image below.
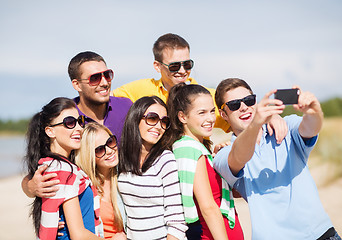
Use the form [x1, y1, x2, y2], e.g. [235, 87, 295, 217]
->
[0, 119, 29, 134]
[281, 97, 342, 118]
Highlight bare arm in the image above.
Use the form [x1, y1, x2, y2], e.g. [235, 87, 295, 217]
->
[228, 90, 285, 175]
[62, 197, 102, 240]
[21, 164, 60, 198]
[267, 114, 288, 144]
[194, 155, 228, 240]
[294, 87, 323, 138]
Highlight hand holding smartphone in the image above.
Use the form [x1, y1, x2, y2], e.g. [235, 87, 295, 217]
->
[274, 88, 299, 105]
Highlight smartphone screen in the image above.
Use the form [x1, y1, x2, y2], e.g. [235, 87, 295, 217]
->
[274, 88, 299, 105]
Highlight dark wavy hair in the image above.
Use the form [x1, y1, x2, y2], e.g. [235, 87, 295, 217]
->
[68, 51, 105, 80]
[23, 97, 77, 236]
[165, 83, 213, 152]
[118, 96, 170, 175]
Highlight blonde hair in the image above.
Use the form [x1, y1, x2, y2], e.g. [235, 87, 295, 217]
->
[75, 122, 123, 231]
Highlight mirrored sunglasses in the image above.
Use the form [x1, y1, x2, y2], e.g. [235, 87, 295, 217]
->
[221, 94, 256, 111]
[95, 135, 117, 158]
[78, 69, 114, 86]
[49, 115, 86, 129]
[142, 112, 170, 130]
[160, 59, 194, 72]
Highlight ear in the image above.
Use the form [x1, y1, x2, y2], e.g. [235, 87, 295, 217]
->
[45, 126, 56, 138]
[219, 109, 228, 121]
[71, 79, 82, 92]
[177, 111, 187, 124]
[153, 60, 162, 73]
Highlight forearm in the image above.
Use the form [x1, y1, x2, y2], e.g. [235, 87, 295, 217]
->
[21, 175, 35, 198]
[201, 204, 228, 240]
[299, 109, 324, 138]
[229, 122, 260, 175]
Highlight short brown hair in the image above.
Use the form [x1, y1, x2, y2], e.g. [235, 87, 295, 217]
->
[215, 78, 253, 110]
[68, 51, 106, 80]
[153, 33, 190, 62]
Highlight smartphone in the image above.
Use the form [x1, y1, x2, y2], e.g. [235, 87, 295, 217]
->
[274, 88, 299, 105]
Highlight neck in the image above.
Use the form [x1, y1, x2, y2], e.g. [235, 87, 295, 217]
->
[140, 144, 151, 168]
[77, 97, 107, 123]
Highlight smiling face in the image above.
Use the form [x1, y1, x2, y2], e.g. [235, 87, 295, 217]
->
[154, 47, 191, 91]
[73, 60, 111, 106]
[46, 108, 83, 157]
[179, 93, 216, 143]
[139, 103, 167, 150]
[94, 128, 118, 174]
[220, 86, 256, 136]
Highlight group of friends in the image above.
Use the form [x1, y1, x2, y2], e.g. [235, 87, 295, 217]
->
[21, 33, 340, 240]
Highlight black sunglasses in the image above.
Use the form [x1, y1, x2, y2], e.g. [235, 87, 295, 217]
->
[95, 135, 117, 158]
[142, 112, 170, 130]
[78, 69, 114, 86]
[160, 59, 194, 72]
[49, 115, 86, 129]
[221, 94, 256, 111]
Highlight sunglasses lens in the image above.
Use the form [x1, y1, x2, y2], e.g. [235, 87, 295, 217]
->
[244, 95, 256, 106]
[160, 117, 170, 130]
[107, 135, 117, 148]
[89, 72, 102, 85]
[183, 60, 194, 70]
[103, 70, 114, 81]
[145, 112, 159, 126]
[63, 117, 77, 129]
[168, 62, 181, 72]
[95, 145, 106, 158]
[77, 116, 86, 128]
[227, 100, 241, 111]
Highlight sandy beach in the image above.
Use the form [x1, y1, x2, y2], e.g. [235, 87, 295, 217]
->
[0, 166, 341, 240]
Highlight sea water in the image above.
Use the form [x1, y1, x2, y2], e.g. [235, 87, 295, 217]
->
[0, 135, 26, 178]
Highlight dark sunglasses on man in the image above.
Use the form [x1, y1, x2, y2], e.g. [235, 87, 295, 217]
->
[142, 112, 171, 130]
[221, 94, 256, 111]
[159, 59, 194, 73]
[77, 69, 114, 86]
[49, 115, 86, 129]
[95, 135, 117, 158]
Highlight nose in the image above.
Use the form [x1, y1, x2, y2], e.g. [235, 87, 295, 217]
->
[239, 101, 249, 111]
[99, 75, 110, 87]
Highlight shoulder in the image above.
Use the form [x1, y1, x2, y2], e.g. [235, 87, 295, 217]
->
[115, 78, 158, 90]
[173, 136, 209, 160]
[109, 96, 132, 106]
[154, 150, 176, 165]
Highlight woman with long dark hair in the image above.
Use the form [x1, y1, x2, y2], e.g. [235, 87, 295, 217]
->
[166, 83, 244, 240]
[24, 97, 103, 240]
[118, 96, 187, 239]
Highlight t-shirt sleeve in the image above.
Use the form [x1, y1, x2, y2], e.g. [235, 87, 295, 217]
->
[213, 145, 241, 188]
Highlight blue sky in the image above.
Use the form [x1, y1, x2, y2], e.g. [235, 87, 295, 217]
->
[1, 0, 341, 120]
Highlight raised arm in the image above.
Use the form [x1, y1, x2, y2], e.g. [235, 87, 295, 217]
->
[294, 87, 324, 138]
[228, 90, 285, 175]
[194, 155, 229, 240]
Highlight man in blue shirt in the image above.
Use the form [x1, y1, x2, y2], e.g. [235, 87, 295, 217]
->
[213, 78, 340, 240]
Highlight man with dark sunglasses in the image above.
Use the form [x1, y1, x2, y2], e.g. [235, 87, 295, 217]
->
[213, 78, 340, 240]
[22, 51, 132, 199]
[112, 33, 231, 133]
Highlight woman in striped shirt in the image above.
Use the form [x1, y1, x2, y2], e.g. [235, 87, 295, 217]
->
[118, 96, 188, 240]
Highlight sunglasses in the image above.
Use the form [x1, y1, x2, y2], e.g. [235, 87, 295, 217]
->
[142, 112, 171, 130]
[160, 59, 194, 72]
[78, 69, 114, 86]
[221, 94, 256, 111]
[95, 135, 117, 158]
[49, 115, 86, 129]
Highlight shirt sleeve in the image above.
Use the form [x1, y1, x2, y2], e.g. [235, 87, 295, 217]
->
[213, 145, 241, 188]
[159, 151, 188, 239]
